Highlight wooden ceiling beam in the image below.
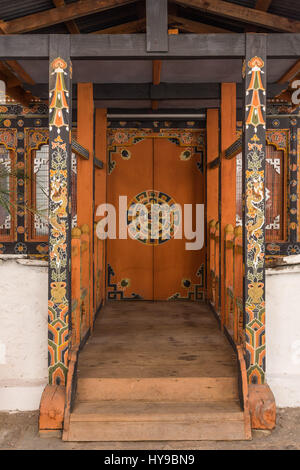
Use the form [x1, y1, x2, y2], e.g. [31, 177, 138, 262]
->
[0, 6, 35, 96]
[4, 87, 32, 106]
[4, 60, 35, 85]
[92, 19, 146, 34]
[0, 64, 33, 105]
[151, 60, 162, 110]
[255, 0, 273, 12]
[53, 0, 80, 34]
[152, 60, 162, 86]
[277, 59, 300, 84]
[1, 0, 137, 34]
[0, 62, 32, 105]
[0, 71, 20, 88]
[0, 62, 22, 87]
[173, 0, 300, 32]
[169, 15, 232, 33]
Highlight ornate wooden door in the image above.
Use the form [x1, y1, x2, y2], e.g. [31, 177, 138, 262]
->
[106, 134, 153, 300]
[106, 128, 205, 301]
[153, 137, 205, 300]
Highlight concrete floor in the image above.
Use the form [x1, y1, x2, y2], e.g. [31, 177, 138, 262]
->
[0, 409, 300, 450]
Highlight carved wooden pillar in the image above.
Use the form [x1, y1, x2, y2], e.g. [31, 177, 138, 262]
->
[77, 83, 94, 328]
[220, 83, 236, 327]
[243, 34, 276, 430]
[48, 35, 72, 386]
[95, 109, 107, 305]
[243, 34, 267, 385]
[206, 109, 220, 305]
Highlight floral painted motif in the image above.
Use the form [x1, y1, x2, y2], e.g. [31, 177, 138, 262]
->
[0, 128, 17, 149]
[244, 53, 266, 385]
[107, 128, 205, 174]
[48, 56, 72, 386]
[49, 58, 69, 134]
[246, 57, 266, 133]
[25, 128, 49, 151]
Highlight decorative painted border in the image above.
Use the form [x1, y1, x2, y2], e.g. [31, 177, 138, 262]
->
[107, 119, 205, 129]
[0, 105, 48, 254]
[48, 40, 72, 386]
[107, 128, 205, 175]
[24, 128, 49, 243]
[265, 117, 300, 256]
[107, 264, 143, 300]
[168, 265, 205, 301]
[243, 38, 267, 385]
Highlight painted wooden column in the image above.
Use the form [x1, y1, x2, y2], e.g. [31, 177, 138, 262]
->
[220, 83, 236, 327]
[206, 109, 219, 224]
[77, 83, 94, 328]
[95, 108, 107, 304]
[243, 34, 267, 385]
[206, 109, 219, 304]
[48, 35, 72, 386]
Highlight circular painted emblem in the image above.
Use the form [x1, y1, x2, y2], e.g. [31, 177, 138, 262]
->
[127, 190, 180, 245]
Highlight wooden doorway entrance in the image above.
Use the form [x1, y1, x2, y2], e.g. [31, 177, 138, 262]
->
[106, 128, 206, 301]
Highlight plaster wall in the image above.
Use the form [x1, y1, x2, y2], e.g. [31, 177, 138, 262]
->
[0, 255, 300, 411]
[266, 256, 300, 407]
[0, 257, 48, 411]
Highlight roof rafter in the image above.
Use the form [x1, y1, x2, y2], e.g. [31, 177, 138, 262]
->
[278, 59, 300, 84]
[0, 18, 35, 103]
[152, 59, 162, 110]
[255, 0, 273, 12]
[173, 0, 300, 32]
[92, 19, 146, 34]
[4, 60, 35, 85]
[53, 0, 80, 34]
[0, 62, 32, 105]
[169, 15, 232, 33]
[0, 0, 137, 34]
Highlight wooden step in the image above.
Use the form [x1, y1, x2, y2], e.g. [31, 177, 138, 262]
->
[66, 401, 247, 441]
[77, 376, 239, 402]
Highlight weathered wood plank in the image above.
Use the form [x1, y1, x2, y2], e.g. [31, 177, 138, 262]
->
[0, 35, 49, 58]
[255, 0, 273, 12]
[70, 33, 245, 58]
[0, 33, 299, 59]
[174, 0, 300, 32]
[2, 0, 137, 34]
[53, 0, 80, 34]
[267, 34, 300, 57]
[26, 82, 285, 101]
[169, 15, 232, 34]
[146, 0, 168, 52]
[92, 19, 146, 34]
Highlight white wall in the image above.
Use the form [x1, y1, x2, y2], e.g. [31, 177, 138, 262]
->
[266, 255, 300, 407]
[0, 254, 299, 411]
[0, 256, 48, 411]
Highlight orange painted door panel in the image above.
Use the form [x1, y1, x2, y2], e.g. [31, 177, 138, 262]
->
[106, 129, 205, 301]
[106, 136, 153, 300]
[153, 137, 205, 300]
